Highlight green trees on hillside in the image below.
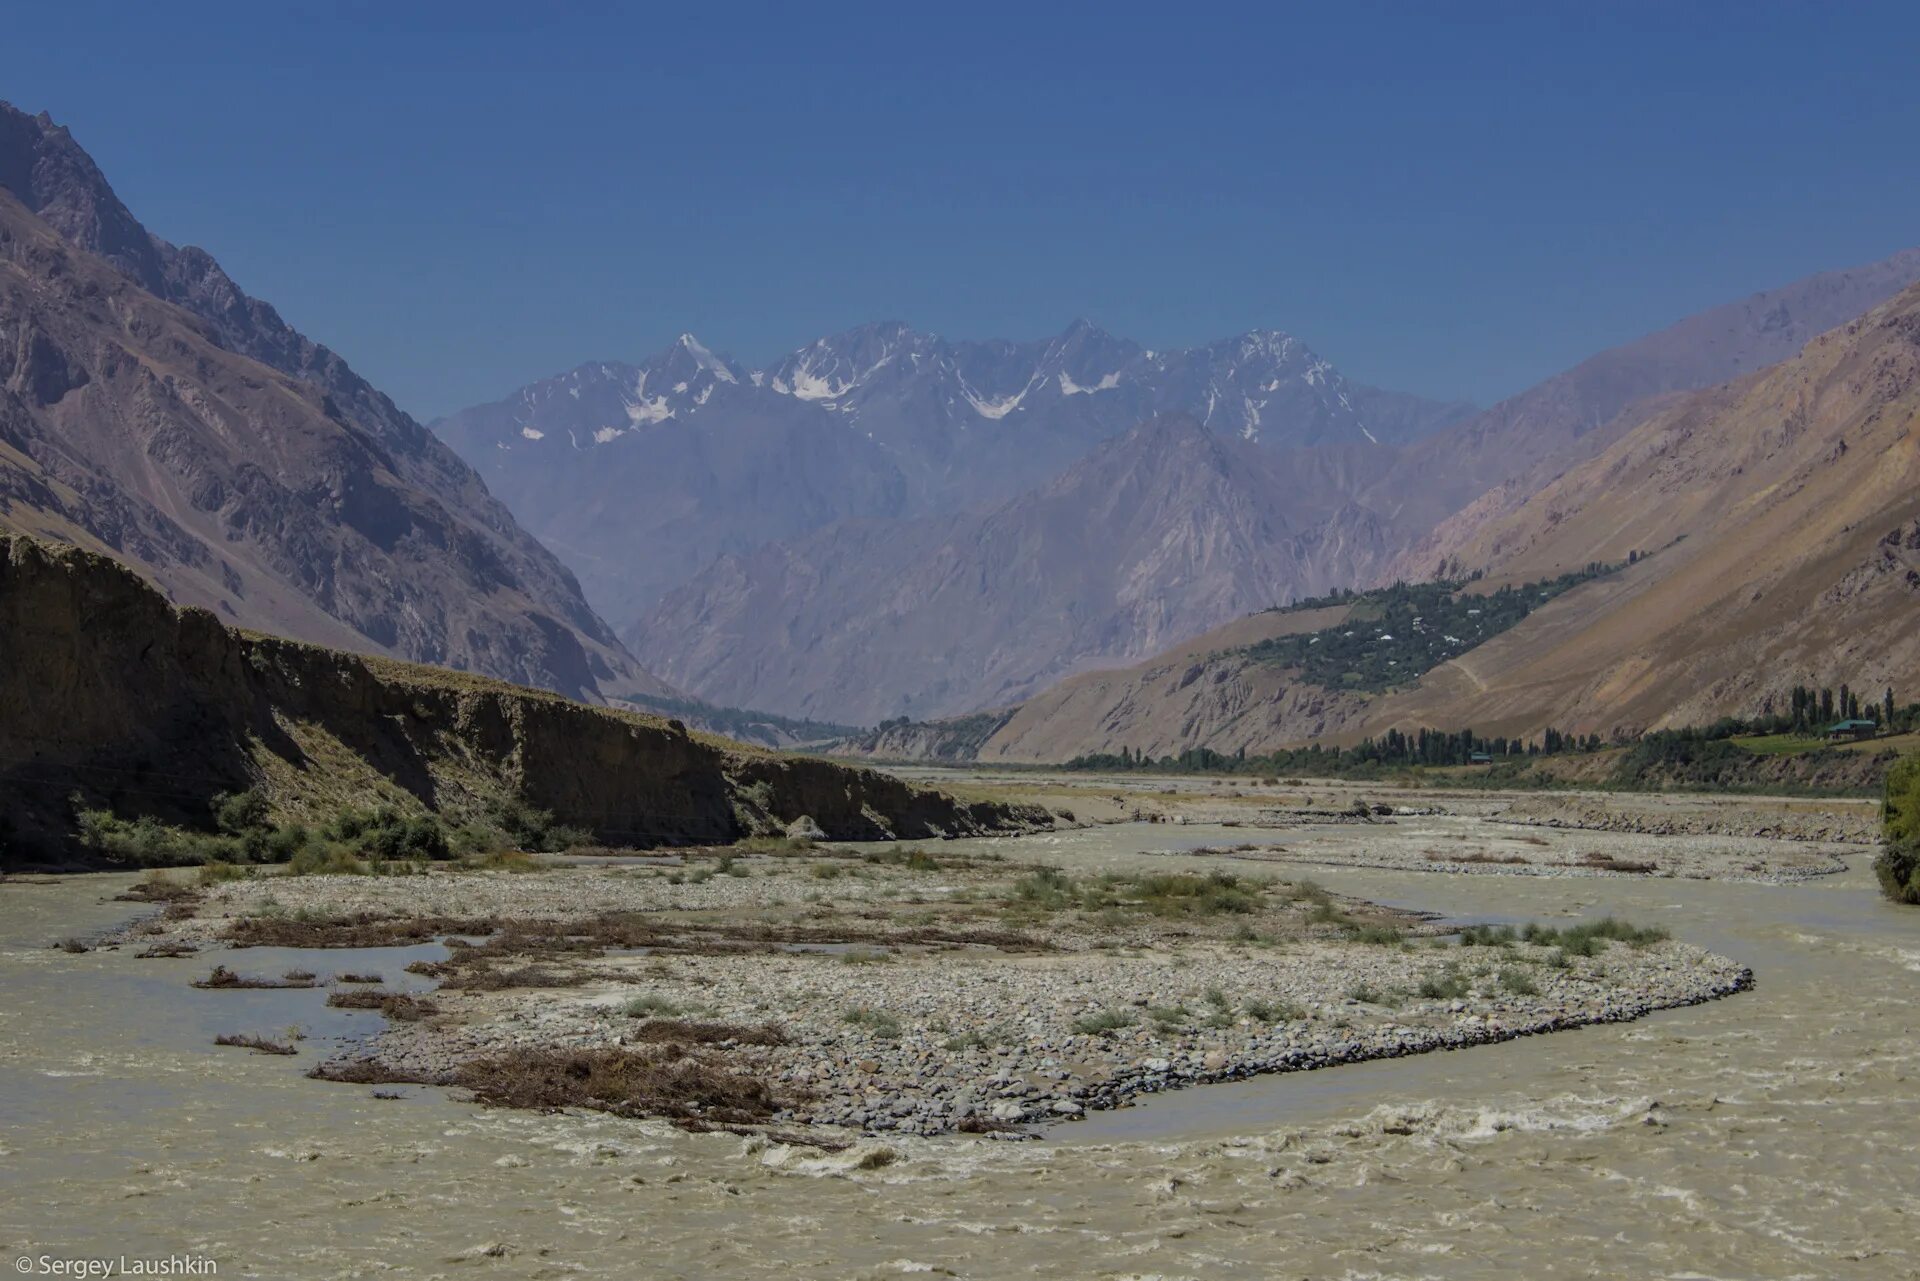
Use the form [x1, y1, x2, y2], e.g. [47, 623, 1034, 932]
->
[1785, 683, 1905, 731]
[1066, 723, 1605, 777]
[1245, 564, 1624, 694]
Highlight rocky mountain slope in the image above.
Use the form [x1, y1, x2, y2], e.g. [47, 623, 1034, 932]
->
[631, 415, 1405, 723]
[883, 283, 1920, 762]
[1377, 247, 1920, 580]
[0, 102, 663, 702]
[435, 319, 1468, 621]
[1363, 281, 1920, 739]
[0, 533, 1041, 867]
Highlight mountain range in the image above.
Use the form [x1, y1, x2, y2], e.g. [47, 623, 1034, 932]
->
[0, 103, 666, 703]
[587, 251, 1920, 723]
[432, 321, 1469, 625]
[8, 97, 1919, 754]
[850, 279, 1920, 761]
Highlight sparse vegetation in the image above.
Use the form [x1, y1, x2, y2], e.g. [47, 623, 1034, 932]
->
[1347, 923, 1404, 945]
[1071, 1007, 1138, 1036]
[1499, 968, 1541, 996]
[1243, 997, 1306, 1023]
[1416, 970, 1471, 1000]
[1006, 867, 1263, 919]
[1454, 917, 1666, 954]
[842, 1006, 903, 1039]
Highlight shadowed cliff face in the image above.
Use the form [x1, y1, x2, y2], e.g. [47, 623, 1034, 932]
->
[0, 535, 1044, 867]
[0, 101, 663, 703]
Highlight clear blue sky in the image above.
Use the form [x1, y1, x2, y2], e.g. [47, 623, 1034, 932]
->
[6, 1, 1917, 419]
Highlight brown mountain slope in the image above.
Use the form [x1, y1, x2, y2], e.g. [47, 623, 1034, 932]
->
[890, 283, 1920, 762]
[970, 605, 1371, 762]
[1371, 246, 1920, 577]
[1357, 285, 1920, 739]
[0, 104, 664, 701]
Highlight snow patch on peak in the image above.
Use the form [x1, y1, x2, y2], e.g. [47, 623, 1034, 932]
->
[775, 363, 855, 401]
[961, 375, 1034, 420]
[593, 426, 623, 443]
[674, 333, 737, 383]
[1057, 369, 1122, 396]
[625, 370, 675, 425]
[520, 426, 545, 440]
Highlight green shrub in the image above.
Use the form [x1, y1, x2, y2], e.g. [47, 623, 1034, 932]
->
[1071, 1007, 1138, 1035]
[287, 844, 368, 877]
[1243, 998, 1305, 1022]
[1875, 756, 1920, 904]
[1416, 970, 1470, 1000]
[72, 800, 237, 867]
[212, 789, 270, 836]
[1499, 967, 1540, 996]
[1347, 924, 1404, 945]
[1122, 871, 1261, 917]
[1525, 917, 1669, 951]
[842, 1006, 903, 1039]
[1457, 924, 1516, 947]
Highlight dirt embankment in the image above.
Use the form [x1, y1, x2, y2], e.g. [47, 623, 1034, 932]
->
[0, 535, 1046, 866]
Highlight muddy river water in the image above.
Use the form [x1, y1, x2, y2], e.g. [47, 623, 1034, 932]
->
[3, 819, 1917, 1279]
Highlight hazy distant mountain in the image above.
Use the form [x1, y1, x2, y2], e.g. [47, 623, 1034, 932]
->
[1374, 247, 1920, 578]
[435, 320, 1469, 621]
[0, 102, 667, 701]
[682, 248, 1920, 730]
[630, 415, 1400, 723]
[434, 337, 914, 623]
[860, 277, 1920, 764]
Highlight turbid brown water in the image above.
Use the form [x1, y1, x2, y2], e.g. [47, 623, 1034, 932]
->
[3, 818, 1916, 1279]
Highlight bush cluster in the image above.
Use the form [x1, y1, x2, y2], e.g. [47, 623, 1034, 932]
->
[71, 787, 597, 871]
[1875, 755, 1920, 904]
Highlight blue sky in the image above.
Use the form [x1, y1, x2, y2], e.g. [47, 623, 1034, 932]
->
[6, 1, 1918, 418]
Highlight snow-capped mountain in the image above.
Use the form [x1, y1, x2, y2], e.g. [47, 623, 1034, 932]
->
[434, 320, 1469, 623]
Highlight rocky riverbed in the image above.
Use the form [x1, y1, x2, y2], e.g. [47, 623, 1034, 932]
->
[1176, 816, 1854, 883]
[114, 833, 1752, 1139]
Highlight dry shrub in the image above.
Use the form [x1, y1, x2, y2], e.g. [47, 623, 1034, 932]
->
[308, 1058, 444, 1086]
[439, 964, 590, 991]
[116, 877, 201, 904]
[226, 913, 496, 949]
[453, 1046, 779, 1124]
[1427, 850, 1529, 865]
[629, 1019, 789, 1047]
[325, 990, 439, 1020]
[194, 965, 318, 990]
[213, 1033, 297, 1056]
[1578, 851, 1658, 874]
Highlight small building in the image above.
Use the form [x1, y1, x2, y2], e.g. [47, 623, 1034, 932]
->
[1468, 752, 1493, 765]
[1823, 718, 1878, 741]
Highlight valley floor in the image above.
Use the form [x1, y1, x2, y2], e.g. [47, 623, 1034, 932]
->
[5, 772, 1910, 1278]
[96, 775, 1809, 1140]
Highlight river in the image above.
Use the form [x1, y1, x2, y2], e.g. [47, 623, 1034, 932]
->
[2, 821, 1915, 1279]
